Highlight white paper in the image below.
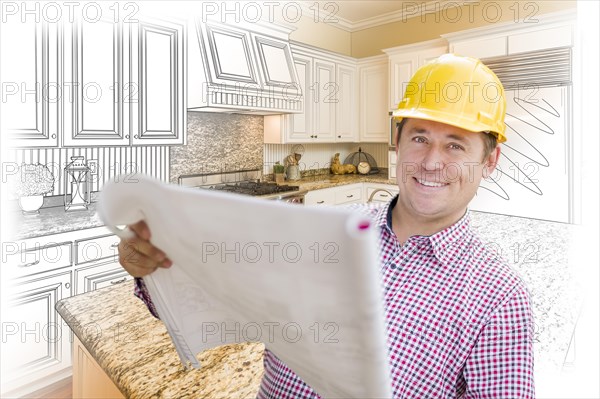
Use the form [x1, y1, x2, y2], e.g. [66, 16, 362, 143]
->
[97, 175, 392, 398]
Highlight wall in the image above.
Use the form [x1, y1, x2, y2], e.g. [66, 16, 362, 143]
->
[288, 15, 352, 56]
[263, 143, 389, 176]
[351, 0, 576, 58]
[169, 112, 264, 183]
[5, 146, 169, 199]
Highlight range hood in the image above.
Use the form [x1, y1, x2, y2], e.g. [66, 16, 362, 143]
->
[188, 19, 303, 115]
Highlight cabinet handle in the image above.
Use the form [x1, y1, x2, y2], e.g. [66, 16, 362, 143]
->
[65, 282, 71, 289]
[110, 277, 127, 285]
[125, 134, 130, 139]
[317, 200, 325, 204]
[379, 194, 389, 198]
[315, 135, 318, 138]
[110, 243, 119, 248]
[18, 260, 40, 268]
[52, 134, 56, 139]
[134, 134, 138, 139]
[338, 135, 341, 138]
[346, 195, 354, 198]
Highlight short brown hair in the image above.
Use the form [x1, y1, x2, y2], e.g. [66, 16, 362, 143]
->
[396, 118, 498, 161]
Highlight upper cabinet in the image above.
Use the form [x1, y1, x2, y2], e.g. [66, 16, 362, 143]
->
[130, 18, 186, 145]
[4, 13, 186, 149]
[358, 56, 388, 143]
[63, 17, 186, 146]
[264, 43, 359, 144]
[383, 39, 448, 112]
[2, 20, 59, 148]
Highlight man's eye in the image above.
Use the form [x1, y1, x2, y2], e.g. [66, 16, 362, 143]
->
[449, 143, 464, 150]
[413, 137, 426, 143]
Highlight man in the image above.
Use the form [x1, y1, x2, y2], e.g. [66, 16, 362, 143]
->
[119, 54, 535, 398]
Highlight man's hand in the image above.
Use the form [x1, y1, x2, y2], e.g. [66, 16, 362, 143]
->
[118, 221, 172, 277]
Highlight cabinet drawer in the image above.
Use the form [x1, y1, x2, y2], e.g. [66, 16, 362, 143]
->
[75, 234, 120, 266]
[5, 242, 72, 278]
[305, 189, 335, 206]
[335, 186, 363, 204]
[75, 260, 131, 295]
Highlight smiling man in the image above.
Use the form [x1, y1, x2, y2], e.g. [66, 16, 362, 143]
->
[118, 54, 535, 398]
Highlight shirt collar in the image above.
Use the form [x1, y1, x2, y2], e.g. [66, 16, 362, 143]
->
[374, 197, 473, 265]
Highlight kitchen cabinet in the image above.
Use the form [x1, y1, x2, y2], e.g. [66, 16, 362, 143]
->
[130, 17, 186, 145]
[383, 39, 448, 111]
[61, 16, 186, 147]
[2, 20, 59, 148]
[388, 151, 397, 180]
[264, 43, 359, 144]
[304, 183, 367, 206]
[73, 336, 125, 399]
[358, 56, 389, 143]
[0, 226, 129, 398]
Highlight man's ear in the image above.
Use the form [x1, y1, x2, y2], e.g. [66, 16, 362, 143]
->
[483, 145, 501, 179]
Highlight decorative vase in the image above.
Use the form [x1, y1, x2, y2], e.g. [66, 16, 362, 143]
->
[18, 195, 44, 214]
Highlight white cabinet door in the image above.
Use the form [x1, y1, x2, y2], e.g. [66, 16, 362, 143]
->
[286, 53, 313, 142]
[389, 56, 416, 111]
[1, 271, 72, 395]
[334, 184, 363, 204]
[75, 259, 132, 295]
[336, 64, 359, 142]
[63, 18, 129, 146]
[470, 86, 571, 222]
[131, 18, 186, 145]
[2, 20, 59, 148]
[359, 62, 388, 142]
[312, 59, 336, 141]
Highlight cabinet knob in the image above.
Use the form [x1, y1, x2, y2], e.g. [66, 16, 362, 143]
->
[317, 200, 324, 204]
[52, 134, 56, 139]
[65, 282, 71, 289]
[134, 135, 138, 139]
[347, 195, 353, 198]
[125, 135, 130, 139]
[338, 135, 341, 138]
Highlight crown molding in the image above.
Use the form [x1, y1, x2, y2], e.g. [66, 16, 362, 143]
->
[440, 9, 577, 42]
[382, 38, 448, 56]
[300, 0, 480, 33]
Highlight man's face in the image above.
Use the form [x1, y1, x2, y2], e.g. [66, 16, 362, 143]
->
[395, 118, 500, 224]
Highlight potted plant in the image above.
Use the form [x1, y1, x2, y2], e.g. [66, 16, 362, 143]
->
[10, 163, 55, 214]
[273, 162, 285, 184]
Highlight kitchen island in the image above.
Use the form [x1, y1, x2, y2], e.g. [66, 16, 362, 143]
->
[56, 281, 264, 399]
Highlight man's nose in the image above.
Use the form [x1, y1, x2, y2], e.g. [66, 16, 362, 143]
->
[420, 145, 446, 171]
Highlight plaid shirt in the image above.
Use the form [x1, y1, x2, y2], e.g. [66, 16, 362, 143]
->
[135, 197, 535, 398]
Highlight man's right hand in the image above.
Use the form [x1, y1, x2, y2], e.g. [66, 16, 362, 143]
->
[117, 221, 172, 277]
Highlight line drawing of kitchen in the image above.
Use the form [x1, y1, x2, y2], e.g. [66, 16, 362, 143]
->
[0, 1, 598, 398]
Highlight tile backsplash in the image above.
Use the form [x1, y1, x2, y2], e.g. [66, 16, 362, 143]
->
[169, 112, 264, 183]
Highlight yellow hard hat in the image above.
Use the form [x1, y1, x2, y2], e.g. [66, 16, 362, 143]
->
[393, 53, 507, 143]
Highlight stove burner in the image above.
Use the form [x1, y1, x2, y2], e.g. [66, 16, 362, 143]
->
[209, 182, 300, 197]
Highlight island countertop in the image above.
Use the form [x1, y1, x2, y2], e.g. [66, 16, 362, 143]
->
[56, 281, 265, 399]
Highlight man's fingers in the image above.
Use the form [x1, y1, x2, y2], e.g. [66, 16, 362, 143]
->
[128, 220, 151, 241]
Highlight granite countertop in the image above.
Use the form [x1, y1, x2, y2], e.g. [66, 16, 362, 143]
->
[56, 281, 265, 399]
[280, 170, 395, 192]
[9, 173, 395, 240]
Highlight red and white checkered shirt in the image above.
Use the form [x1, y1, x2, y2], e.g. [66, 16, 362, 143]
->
[135, 197, 535, 398]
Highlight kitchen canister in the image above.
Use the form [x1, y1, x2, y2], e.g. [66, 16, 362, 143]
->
[286, 164, 300, 181]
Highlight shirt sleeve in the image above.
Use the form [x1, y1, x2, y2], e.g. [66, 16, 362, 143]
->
[134, 277, 160, 319]
[462, 282, 535, 399]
